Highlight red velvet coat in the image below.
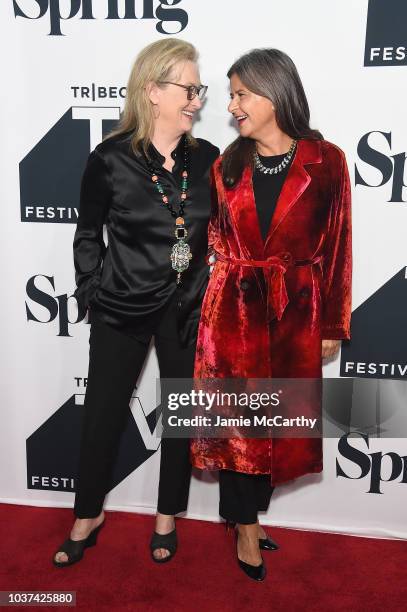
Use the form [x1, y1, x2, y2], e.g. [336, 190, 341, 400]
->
[191, 139, 352, 485]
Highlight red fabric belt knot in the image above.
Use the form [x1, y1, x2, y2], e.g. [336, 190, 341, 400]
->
[214, 251, 323, 321]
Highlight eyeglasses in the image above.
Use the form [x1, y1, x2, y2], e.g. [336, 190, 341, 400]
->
[159, 81, 208, 101]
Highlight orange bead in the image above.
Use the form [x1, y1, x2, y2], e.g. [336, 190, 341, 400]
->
[175, 217, 184, 225]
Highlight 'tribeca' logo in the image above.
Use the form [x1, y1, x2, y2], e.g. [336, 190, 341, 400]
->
[27, 376, 160, 492]
[20, 86, 123, 223]
[364, 0, 407, 66]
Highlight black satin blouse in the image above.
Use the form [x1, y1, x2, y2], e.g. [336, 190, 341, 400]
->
[73, 132, 220, 346]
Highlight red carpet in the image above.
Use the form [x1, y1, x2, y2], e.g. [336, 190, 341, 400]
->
[0, 504, 406, 611]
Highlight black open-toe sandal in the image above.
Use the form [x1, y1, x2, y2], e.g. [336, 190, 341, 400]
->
[52, 521, 105, 568]
[150, 528, 177, 564]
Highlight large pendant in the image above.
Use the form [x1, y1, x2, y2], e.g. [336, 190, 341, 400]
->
[170, 217, 192, 283]
[171, 239, 192, 272]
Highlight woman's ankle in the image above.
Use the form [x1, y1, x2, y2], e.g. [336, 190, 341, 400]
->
[237, 523, 258, 535]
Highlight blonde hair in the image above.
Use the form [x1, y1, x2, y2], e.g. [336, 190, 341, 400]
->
[110, 38, 199, 156]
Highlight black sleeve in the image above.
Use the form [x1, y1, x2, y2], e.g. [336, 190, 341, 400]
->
[73, 149, 111, 309]
[196, 138, 220, 165]
[211, 145, 221, 163]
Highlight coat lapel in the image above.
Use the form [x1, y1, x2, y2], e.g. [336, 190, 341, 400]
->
[224, 140, 322, 259]
[264, 139, 322, 252]
[225, 164, 265, 260]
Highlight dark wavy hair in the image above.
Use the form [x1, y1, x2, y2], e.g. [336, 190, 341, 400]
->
[222, 48, 323, 187]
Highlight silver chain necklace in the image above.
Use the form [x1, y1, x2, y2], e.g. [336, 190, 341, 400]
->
[254, 139, 297, 175]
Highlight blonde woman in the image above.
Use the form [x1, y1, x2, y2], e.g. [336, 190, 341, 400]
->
[53, 38, 219, 567]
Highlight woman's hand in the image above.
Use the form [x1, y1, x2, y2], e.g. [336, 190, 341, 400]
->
[321, 339, 341, 359]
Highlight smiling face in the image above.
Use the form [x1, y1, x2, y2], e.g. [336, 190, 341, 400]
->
[149, 60, 203, 139]
[228, 73, 277, 141]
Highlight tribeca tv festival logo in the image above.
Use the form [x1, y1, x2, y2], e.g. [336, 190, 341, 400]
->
[13, 0, 189, 36]
[341, 267, 407, 379]
[355, 131, 407, 203]
[20, 85, 125, 223]
[27, 377, 160, 492]
[364, 0, 407, 66]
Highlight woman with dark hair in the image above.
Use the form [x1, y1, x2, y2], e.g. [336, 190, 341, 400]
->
[52, 38, 219, 567]
[192, 48, 352, 581]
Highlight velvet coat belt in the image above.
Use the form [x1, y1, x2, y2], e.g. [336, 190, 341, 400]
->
[214, 251, 323, 322]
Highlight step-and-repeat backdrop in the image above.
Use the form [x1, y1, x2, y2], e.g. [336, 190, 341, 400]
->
[1, 0, 406, 539]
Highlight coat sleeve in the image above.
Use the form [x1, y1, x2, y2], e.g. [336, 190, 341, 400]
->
[321, 148, 352, 340]
[73, 150, 111, 309]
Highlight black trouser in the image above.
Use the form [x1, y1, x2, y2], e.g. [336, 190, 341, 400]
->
[219, 470, 275, 525]
[74, 300, 195, 519]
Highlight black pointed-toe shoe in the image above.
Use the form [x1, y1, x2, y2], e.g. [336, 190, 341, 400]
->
[237, 557, 267, 581]
[52, 521, 105, 568]
[232, 524, 267, 581]
[259, 534, 279, 551]
[227, 521, 279, 552]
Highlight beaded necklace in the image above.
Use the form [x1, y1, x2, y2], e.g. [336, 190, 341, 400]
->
[145, 139, 192, 285]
